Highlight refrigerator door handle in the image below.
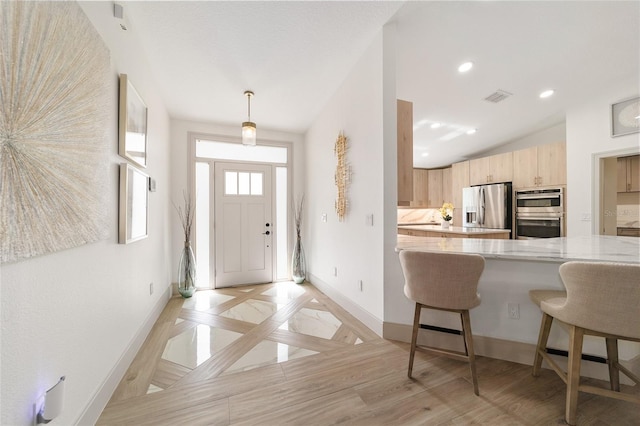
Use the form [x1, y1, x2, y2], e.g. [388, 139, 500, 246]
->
[480, 187, 485, 225]
[476, 188, 481, 225]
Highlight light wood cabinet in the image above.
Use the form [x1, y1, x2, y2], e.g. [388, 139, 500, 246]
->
[513, 141, 566, 188]
[617, 155, 640, 192]
[410, 167, 452, 208]
[451, 161, 469, 225]
[411, 169, 429, 207]
[617, 227, 640, 237]
[442, 167, 452, 206]
[469, 152, 513, 185]
[397, 99, 413, 205]
[398, 227, 509, 239]
[427, 169, 443, 207]
[469, 156, 490, 186]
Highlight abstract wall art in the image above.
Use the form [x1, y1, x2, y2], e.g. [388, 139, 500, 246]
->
[0, 1, 111, 263]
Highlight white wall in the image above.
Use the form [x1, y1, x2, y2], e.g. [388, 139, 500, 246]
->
[479, 122, 567, 157]
[0, 3, 173, 424]
[305, 31, 385, 330]
[382, 22, 414, 329]
[566, 79, 640, 236]
[169, 119, 305, 283]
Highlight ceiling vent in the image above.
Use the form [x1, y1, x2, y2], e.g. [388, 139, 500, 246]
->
[484, 90, 513, 103]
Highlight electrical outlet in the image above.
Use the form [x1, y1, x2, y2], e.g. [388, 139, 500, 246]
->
[358, 280, 363, 291]
[507, 303, 520, 320]
[149, 282, 154, 295]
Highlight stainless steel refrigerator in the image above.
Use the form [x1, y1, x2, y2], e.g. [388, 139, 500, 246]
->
[462, 183, 512, 232]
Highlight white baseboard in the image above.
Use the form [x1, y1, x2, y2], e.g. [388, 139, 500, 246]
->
[75, 286, 171, 425]
[383, 321, 638, 385]
[308, 273, 383, 336]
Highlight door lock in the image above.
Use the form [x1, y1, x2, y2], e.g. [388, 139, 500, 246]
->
[262, 230, 270, 235]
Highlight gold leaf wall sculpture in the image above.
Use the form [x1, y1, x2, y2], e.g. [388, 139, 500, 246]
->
[334, 132, 349, 221]
[0, 2, 111, 263]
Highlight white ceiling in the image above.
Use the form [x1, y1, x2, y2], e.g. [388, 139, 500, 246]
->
[123, 1, 640, 168]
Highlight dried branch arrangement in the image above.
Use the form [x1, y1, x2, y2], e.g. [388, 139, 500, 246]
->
[174, 191, 195, 243]
[293, 194, 305, 240]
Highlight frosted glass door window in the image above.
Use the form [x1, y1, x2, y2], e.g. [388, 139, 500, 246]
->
[225, 171, 237, 195]
[238, 172, 250, 195]
[195, 162, 210, 287]
[251, 173, 263, 195]
[276, 167, 288, 280]
[224, 171, 264, 196]
[196, 139, 287, 164]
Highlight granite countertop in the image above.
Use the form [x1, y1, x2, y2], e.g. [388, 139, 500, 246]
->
[396, 235, 640, 264]
[398, 224, 511, 235]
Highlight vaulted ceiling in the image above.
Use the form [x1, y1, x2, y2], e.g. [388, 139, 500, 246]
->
[122, 1, 640, 168]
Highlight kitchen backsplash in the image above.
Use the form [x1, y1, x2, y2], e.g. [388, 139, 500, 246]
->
[616, 204, 640, 228]
[397, 208, 443, 225]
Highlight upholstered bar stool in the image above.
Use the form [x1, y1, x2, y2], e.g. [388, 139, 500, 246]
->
[399, 250, 485, 395]
[530, 261, 640, 425]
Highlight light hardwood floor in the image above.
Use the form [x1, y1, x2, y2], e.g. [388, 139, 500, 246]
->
[98, 282, 639, 425]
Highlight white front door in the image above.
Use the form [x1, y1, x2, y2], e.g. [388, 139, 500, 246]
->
[214, 162, 273, 287]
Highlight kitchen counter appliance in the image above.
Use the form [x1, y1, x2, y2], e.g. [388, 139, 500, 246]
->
[462, 182, 512, 235]
[515, 187, 565, 239]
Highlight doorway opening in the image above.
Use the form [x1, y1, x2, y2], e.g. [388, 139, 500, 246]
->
[190, 135, 292, 288]
[596, 148, 640, 236]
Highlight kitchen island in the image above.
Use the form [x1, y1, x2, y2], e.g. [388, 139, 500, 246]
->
[396, 234, 640, 263]
[388, 235, 640, 381]
[398, 224, 511, 239]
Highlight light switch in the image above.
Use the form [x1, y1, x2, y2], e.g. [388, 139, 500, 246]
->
[321, 213, 327, 223]
[366, 214, 374, 226]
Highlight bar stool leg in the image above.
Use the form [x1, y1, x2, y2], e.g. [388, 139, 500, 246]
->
[566, 325, 585, 426]
[533, 313, 553, 377]
[461, 310, 479, 396]
[408, 303, 421, 378]
[605, 337, 620, 392]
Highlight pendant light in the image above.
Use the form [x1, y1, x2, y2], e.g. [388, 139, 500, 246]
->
[242, 90, 256, 146]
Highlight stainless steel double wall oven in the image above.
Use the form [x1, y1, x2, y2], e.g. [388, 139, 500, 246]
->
[515, 187, 565, 239]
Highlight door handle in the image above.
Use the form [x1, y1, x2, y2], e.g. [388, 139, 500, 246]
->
[262, 231, 270, 235]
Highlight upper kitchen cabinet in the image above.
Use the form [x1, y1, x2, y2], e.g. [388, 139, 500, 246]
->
[427, 169, 443, 207]
[451, 161, 469, 225]
[410, 167, 452, 207]
[469, 152, 513, 185]
[411, 168, 429, 207]
[442, 167, 452, 205]
[617, 155, 640, 192]
[513, 141, 566, 188]
[397, 99, 413, 206]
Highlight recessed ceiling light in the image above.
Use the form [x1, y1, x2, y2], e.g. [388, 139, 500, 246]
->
[458, 62, 473, 73]
[539, 89, 555, 98]
[466, 129, 477, 135]
[421, 152, 430, 157]
[430, 122, 442, 129]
